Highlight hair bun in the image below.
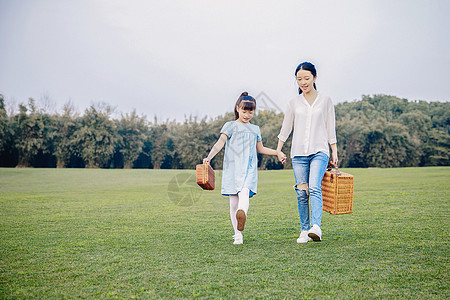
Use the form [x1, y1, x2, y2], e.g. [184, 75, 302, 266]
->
[241, 91, 248, 96]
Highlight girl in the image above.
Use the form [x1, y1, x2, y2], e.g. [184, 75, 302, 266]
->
[276, 62, 338, 243]
[203, 92, 286, 245]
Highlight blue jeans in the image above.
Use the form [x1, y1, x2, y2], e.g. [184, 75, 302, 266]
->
[292, 152, 329, 231]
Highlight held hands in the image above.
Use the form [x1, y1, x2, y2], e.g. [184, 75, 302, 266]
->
[277, 151, 287, 164]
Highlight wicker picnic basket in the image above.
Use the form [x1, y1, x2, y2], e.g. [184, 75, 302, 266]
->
[321, 167, 354, 214]
[196, 162, 215, 190]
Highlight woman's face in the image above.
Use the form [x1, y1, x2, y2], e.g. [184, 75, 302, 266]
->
[236, 105, 254, 123]
[296, 69, 316, 94]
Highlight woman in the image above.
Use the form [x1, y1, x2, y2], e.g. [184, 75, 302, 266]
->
[276, 62, 338, 243]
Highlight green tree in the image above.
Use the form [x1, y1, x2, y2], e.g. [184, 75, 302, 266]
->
[173, 116, 222, 170]
[422, 128, 450, 166]
[0, 95, 8, 154]
[364, 117, 418, 167]
[0, 96, 16, 166]
[335, 95, 449, 168]
[73, 105, 118, 168]
[335, 115, 370, 168]
[148, 118, 173, 169]
[12, 99, 46, 167]
[1, 93, 447, 169]
[116, 111, 148, 169]
[52, 102, 79, 168]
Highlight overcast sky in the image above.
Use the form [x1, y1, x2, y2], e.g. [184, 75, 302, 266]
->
[1, 0, 449, 121]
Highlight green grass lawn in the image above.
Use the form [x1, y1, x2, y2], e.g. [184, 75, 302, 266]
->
[0, 167, 449, 299]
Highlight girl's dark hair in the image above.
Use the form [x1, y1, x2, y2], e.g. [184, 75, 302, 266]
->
[295, 62, 317, 94]
[234, 92, 256, 120]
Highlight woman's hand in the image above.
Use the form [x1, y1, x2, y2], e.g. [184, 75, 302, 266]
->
[331, 151, 338, 167]
[203, 158, 210, 164]
[276, 139, 286, 164]
[277, 151, 287, 164]
[330, 143, 338, 167]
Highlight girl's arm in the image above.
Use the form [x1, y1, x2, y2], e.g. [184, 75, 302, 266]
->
[203, 133, 228, 163]
[257, 140, 286, 164]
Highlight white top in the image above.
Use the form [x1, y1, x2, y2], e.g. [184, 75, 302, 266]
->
[278, 92, 337, 158]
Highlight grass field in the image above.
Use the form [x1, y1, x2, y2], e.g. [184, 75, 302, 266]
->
[0, 167, 449, 299]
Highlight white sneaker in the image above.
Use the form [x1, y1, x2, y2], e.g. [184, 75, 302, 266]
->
[308, 224, 322, 242]
[297, 230, 311, 243]
[233, 233, 243, 245]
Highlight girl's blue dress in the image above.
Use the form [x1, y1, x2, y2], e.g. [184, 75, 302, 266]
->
[220, 121, 262, 198]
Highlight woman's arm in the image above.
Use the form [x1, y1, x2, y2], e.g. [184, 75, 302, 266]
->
[330, 143, 338, 167]
[203, 134, 228, 163]
[326, 97, 338, 167]
[276, 139, 286, 163]
[257, 140, 286, 164]
[276, 102, 293, 164]
[277, 102, 294, 144]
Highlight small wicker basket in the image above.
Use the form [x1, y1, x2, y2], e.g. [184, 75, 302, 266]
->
[196, 163, 215, 190]
[321, 167, 354, 214]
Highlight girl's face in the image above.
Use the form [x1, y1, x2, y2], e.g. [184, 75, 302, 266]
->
[296, 69, 317, 94]
[236, 105, 255, 123]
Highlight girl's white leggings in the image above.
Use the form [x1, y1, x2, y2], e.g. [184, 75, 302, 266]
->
[229, 187, 250, 234]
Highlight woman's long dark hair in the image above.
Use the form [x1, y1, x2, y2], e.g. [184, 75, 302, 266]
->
[295, 62, 317, 94]
[234, 92, 256, 120]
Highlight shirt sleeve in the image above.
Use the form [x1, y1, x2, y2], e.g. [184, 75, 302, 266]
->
[256, 126, 262, 142]
[327, 98, 337, 144]
[220, 121, 234, 138]
[277, 101, 294, 142]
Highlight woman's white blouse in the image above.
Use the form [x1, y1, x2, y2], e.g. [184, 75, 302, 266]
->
[278, 92, 337, 158]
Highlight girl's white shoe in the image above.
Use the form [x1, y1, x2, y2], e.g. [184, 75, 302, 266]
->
[233, 233, 243, 244]
[297, 230, 311, 243]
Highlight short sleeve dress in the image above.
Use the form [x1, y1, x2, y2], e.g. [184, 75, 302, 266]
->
[220, 121, 262, 198]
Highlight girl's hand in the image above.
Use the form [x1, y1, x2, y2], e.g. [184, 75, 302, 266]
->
[203, 158, 210, 164]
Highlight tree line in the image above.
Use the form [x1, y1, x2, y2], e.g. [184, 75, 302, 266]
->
[0, 94, 448, 169]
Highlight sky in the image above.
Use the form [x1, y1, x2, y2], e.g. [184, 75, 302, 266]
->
[0, 0, 449, 121]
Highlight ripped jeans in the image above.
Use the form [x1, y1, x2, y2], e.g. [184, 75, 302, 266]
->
[292, 152, 329, 231]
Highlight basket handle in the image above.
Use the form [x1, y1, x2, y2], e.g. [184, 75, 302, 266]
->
[326, 163, 341, 176]
[203, 162, 208, 183]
